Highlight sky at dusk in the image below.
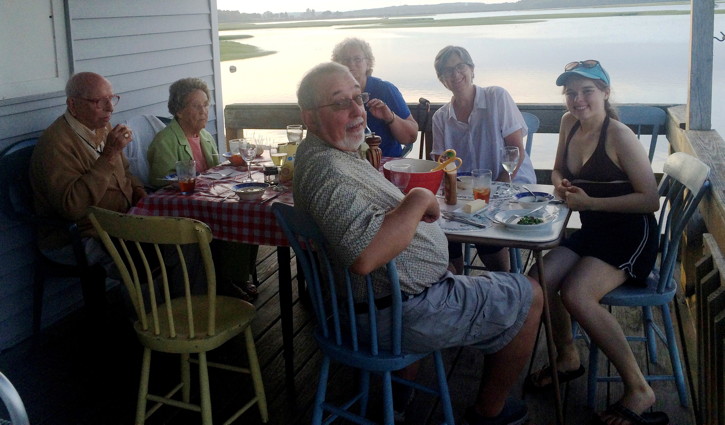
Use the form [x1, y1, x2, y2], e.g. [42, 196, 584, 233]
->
[216, 0, 511, 14]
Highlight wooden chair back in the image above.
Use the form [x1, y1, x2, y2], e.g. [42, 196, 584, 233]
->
[88, 207, 217, 338]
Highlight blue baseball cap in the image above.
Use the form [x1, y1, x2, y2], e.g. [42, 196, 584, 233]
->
[556, 60, 610, 86]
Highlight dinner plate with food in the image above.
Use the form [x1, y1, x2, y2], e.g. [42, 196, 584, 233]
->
[492, 206, 559, 231]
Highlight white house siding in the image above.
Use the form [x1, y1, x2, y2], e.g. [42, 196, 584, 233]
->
[0, 0, 223, 352]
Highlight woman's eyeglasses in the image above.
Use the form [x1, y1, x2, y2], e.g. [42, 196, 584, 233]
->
[564, 60, 600, 71]
[315, 92, 370, 111]
[440, 63, 471, 78]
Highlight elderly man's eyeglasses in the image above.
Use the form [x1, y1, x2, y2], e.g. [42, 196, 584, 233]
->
[315, 92, 370, 111]
[77, 95, 121, 108]
[564, 60, 600, 71]
[440, 63, 470, 78]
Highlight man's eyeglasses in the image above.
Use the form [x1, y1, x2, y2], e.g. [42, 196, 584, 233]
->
[315, 92, 369, 111]
[440, 62, 471, 78]
[77, 95, 121, 108]
[564, 60, 600, 71]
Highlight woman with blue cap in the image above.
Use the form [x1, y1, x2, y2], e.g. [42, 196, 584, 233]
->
[525, 60, 668, 425]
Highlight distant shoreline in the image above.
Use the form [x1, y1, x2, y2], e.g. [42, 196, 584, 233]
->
[218, 4, 721, 61]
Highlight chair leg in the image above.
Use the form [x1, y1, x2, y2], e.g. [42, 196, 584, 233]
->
[510, 248, 522, 273]
[642, 306, 658, 362]
[198, 352, 213, 425]
[244, 327, 268, 422]
[381, 371, 394, 425]
[311, 356, 331, 425]
[181, 353, 191, 402]
[32, 268, 45, 336]
[587, 340, 600, 408]
[463, 243, 473, 275]
[433, 351, 455, 425]
[660, 304, 688, 407]
[358, 370, 370, 417]
[136, 348, 152, 425]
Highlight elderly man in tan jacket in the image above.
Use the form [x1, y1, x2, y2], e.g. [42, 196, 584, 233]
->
[30, 72, 146, 266]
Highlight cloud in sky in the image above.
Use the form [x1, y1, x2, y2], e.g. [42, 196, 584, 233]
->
[217, 0, 511, 14]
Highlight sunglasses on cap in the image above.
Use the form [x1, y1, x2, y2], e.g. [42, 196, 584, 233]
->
[564, 60, 600, 71]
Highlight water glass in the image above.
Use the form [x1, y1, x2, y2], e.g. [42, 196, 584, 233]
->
[471, 169, 492, 203]
[388, 163, 411, 193]
[176, 160, 196, 195]
[286, 125, 303, 144]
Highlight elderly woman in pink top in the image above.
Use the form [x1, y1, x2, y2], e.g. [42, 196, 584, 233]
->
[147, 77, 258, 301]
[147, 77, 219, 186]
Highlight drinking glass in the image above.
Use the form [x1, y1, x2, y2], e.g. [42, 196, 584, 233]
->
[388, 163, 411, 193]
[175, 160, 196, 195]
[500, 146, 520, 197]
[239, 141, 258, 182]
[286, 125, 303, 144]
[471, 169, 492, 203]
[229, 139, 244, 166]
[270, 146, 287, 167]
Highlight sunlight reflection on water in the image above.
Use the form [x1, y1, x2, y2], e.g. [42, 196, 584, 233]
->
[220, 5, 724, 172]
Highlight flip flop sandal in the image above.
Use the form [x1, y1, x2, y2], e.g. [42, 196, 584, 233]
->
[523, 364, 585, 392]
[599, 401, 670, 425]
[240, 281, 258, 300]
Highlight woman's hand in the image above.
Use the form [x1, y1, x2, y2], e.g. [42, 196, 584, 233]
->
[554, 178, 572, 199]
[563, 185, 591, 211]
[366, 98, 395, 123]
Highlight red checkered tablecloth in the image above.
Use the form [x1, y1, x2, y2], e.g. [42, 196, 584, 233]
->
[129, 165, 293, 246]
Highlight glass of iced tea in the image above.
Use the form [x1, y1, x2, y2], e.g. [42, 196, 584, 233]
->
[471, 169, 492, 203]
[176, 160, 196, 195]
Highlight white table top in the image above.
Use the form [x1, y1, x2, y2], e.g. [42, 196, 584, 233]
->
[438, 182, 570, 250]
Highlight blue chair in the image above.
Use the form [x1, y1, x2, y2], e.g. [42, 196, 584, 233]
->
[586, 152, 710, 408]
[617, 105, 667, 163]
[0, 138, 106, 335]
[0, 371, 29, 425]
[463, 111, 540, 274]
[272, 203, 455, 425]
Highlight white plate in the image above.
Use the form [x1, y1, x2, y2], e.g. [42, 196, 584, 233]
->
[493, 207, 559, 231]
[160, 173, 177, 181]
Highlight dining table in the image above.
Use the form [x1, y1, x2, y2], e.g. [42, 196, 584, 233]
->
[128, 159, 300, 397]
[437, 181, 571, 425]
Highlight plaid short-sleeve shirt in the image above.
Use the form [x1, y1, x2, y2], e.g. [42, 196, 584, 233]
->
[294, 134, 449, 297]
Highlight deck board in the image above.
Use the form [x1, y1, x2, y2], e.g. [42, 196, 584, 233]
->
[0, 245, 696, 425]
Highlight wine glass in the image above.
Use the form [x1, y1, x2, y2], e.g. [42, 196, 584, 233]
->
[389, 163, 411, 193]
[286, 125, 303, 144]
[500, 146, 520, 197]
[239, 140, 258, 182]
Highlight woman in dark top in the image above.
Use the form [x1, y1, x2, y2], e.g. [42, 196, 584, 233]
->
[525, 61, 666, 425]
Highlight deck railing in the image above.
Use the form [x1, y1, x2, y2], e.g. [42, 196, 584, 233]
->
[224, 102, 725, 425]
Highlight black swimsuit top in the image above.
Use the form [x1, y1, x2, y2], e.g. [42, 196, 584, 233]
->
[562, 116, 633, 199]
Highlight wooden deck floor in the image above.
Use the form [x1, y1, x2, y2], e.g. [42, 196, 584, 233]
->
[0, 246, 698, 425]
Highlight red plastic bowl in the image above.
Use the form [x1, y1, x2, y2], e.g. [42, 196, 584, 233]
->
[382, 158, 444, 194]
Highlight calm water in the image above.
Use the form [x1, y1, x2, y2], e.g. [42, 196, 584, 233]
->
[220, 4, 725, 170]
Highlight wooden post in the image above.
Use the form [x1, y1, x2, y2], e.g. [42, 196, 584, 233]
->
[687, 0, 714, 130]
